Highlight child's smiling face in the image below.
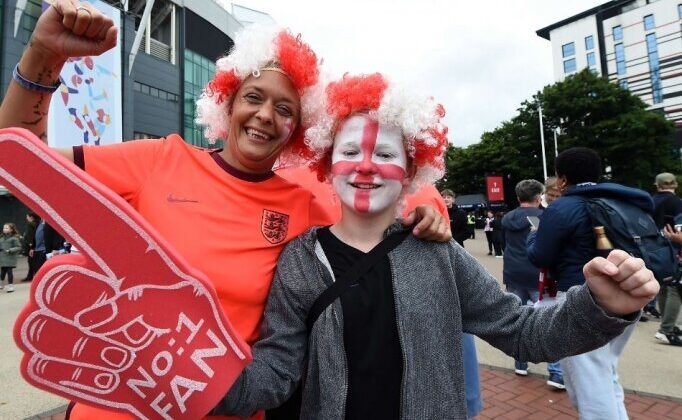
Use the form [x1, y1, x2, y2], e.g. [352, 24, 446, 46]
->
[330, 114, 408, 215]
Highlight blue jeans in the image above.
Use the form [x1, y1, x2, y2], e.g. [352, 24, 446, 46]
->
[561, 320, 635, 419]
[462, 333, 483, 418]
[506, 283, 562, 376]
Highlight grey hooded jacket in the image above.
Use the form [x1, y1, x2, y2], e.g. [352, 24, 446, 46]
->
[214, 224, 636, 419]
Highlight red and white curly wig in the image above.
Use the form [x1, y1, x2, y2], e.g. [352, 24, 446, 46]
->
[305, 73, 449, 191]
[195, 25, 320, 164]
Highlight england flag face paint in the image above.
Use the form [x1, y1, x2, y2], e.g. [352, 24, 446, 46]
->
[331, 114, 407, 214]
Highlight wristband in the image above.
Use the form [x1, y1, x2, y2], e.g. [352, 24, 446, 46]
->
[12, 64, 61, 94]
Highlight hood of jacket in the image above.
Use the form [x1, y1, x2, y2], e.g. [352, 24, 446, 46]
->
[563, 182, 653, 213]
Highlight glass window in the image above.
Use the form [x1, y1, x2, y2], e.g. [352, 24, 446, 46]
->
[615, 43, 626, 76]
[587, 52, 596, 67]
[679, 4, 682, 19]
[563, 58, 577, 74]
[562, 42, 575, 58]
[585, 35, 594, 50]
[646, 33, 662, 104]
[140, 84, 150, 95]
[183, 49, 217, 147]
[644, 14, 655, 31]
[613, 25, 623, 41]
[619, 79, 629, 89]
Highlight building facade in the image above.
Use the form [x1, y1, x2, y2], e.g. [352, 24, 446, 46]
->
[0, 0, 268, 230]
[537, 0, 682, 129]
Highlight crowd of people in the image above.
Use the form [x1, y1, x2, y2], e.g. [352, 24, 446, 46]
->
[0, 1, 673, 420]
[0, 213, 68, 292]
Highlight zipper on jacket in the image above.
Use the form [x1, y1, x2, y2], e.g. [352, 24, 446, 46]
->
[312, 240, 350, 420]
[388, 255, 407, 420]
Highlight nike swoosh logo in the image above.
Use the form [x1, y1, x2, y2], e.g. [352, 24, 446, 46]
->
[167, 193, 199, 203]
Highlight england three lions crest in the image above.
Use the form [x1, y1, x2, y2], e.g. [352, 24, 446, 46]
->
[262, 209, 289, 244]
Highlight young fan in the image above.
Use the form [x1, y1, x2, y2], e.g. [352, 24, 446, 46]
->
[212, 73, 658, 419]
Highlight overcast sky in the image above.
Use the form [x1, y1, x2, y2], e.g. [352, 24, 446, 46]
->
[217, 0, 604, 147]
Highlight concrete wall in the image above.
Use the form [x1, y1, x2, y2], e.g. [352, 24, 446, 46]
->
[549, 15, 601, 80]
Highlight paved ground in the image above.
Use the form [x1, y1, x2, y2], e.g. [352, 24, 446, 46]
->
[2, 231, 682, 419]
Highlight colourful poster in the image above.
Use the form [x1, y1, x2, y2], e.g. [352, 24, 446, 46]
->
[47, 0, 122, 147]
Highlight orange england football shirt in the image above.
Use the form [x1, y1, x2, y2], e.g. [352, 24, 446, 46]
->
[70, 135, 334, 420]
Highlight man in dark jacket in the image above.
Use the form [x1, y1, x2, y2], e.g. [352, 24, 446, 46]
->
[21, 212, 39, 282]
[652, 172, 682, 346]
[441, 189, 469, 247]
[502, 179, 564, 389]
[527, 147, 651, 419]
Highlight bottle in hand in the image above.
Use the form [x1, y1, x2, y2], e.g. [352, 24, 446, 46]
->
[594, 226, 614, 258]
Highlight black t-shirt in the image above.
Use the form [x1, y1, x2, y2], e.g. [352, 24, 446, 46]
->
[317, 227, 403, 420]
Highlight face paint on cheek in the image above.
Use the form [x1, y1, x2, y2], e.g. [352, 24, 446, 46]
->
[331, 115, 409, 214]
[277, 119, 295, 145]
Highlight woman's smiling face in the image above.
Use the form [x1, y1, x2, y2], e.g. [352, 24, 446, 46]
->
[224, 71, 300, 173]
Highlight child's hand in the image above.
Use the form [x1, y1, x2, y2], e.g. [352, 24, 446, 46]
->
[583, 250, 659, 316]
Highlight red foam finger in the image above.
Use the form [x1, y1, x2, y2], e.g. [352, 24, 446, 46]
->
[18, 314, 133, 371]
[0, 129, 182, 287]
[1, 129, 251, 418]
[35, 256, 116, 320]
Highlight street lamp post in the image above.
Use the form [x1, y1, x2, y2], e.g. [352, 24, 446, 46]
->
[538, 104, 548, 180]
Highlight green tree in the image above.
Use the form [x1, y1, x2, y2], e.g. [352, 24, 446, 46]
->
[442, 69, 679, 203]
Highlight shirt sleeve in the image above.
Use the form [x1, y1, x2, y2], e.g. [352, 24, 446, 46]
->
[77, 138, 165, 203]
[401, 185, 449, 220]
[449, 243, 636, 364]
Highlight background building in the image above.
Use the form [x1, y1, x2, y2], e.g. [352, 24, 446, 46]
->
[0, 0, 272, 230]
[537, 0, 682, 130]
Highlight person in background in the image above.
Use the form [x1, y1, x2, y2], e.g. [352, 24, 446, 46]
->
[492, 211, 504, 258]
[652, 172, 682, 346]
[527, 147, 654, 419]
[483, 210, 495, 255]
[0, 223, 23, 293]
[21, 212, 39, 282]
[467, 212, 476, 239]
[542, 176, 561, 208]
[441, 189, 469, 247]
[502, 179, 565, 389]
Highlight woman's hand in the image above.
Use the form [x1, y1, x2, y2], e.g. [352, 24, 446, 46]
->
[26, 0, 118, 66]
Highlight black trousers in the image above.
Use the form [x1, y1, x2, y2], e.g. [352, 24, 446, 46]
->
[27, 251, 46, 280]
[1, 266, 14, 284]
[485, 231, 493, 253]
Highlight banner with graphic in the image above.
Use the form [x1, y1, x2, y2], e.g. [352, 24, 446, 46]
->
[46, 0, 122, 147]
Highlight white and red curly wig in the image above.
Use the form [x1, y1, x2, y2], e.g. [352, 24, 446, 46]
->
[195, 25, 320, 164]
[305, 73, 449, 191]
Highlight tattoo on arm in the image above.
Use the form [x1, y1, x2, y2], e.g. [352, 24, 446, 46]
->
[20, 93, 47, 126]
[18, 66, 55, 128]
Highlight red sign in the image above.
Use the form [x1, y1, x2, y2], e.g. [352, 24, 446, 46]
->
[486, 176, 505, 202]
[0, 128, 251, 419]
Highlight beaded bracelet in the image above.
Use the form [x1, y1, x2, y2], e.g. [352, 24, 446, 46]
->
[12, 64, 61, 94]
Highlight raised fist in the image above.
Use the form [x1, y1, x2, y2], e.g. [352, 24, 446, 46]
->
[0, 128, 251, 419]
[29, 0, 118, 64]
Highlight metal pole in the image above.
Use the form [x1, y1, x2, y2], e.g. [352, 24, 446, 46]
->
[538, 104, 548, 180]
[553, 129, 559, 157]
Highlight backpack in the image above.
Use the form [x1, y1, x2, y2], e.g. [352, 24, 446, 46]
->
[584, 197, 680, 285]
